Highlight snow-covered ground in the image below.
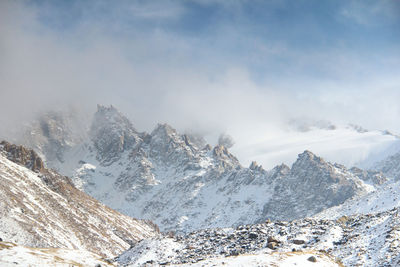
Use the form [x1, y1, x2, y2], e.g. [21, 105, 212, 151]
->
[232, 125, 400, 169]
[182, 251, 341, 267]
[117, 207, 400, 267]
[117, 235, 341, 267]
[315, 179, 400, 220]
[0, 242, 114, 266]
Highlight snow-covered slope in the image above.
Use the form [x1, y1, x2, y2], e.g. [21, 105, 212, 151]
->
[0, 241, 114, 267]
[314, 151, 400, 220]
[177, 252, 341, 267]
[232, 121, 400, 170]
[117, 207, 400, 267]
[372, 151, 400, 181]
[20, 105, 381, 233]
[315, 179, 400, 220]
[0, 141, 158, 258]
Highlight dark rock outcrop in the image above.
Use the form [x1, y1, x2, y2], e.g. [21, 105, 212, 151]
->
[0, 141, 44, 172]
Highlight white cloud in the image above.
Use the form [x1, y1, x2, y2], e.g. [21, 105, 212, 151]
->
[129, 1, 185, 19]
[0, 0, 399, 168]
[340, 0, 400, 26]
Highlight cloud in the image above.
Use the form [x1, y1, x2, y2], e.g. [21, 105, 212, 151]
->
[128, 1, 185, 19]
[0, 0, 399, 168]
[340, 0, 400, 26]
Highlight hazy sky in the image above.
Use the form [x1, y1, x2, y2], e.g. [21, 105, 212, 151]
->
[1, 0, 399, 141]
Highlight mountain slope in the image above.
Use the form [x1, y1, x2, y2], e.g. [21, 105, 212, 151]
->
[20, 105, 379, 233]
[315, 179, 400, 220]
[313, 148, 400, 220]
[232, 120, 400, 170]
[0, 141, 158, 258]
[117, 207, 400, 267]
[372, 151, 400, 181]
[0, 241, 114, 267]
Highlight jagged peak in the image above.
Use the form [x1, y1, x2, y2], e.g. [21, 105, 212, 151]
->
[151, 123, 177, 137]
[93, 104, 131, 124]
[297, 150, 317, 160]
[91, 104, 138, 136]
[149, 123, 183, 146]
[249, 161, 263, 171]
[212, 145, 229, 157]
[212, 145, 240, 166]
[290, 150, 332, 175]
[293, 150, 328, 166]
[183, 132, 207, 149]
[96, 104, 118, 113]
[90, 105, 141, 165]
[268, 163, 290, 180]
[272, 163, 290, 173]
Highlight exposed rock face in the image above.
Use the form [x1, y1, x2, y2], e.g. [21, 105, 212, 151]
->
[90, 105, 142, 165]
[373, 152, 400, 181]
[349, 166, 387, 185]
[0, 141, 44, 172]
[261, 150, 368, 221]
[0, 142, 158, 258]
[19, 105, 375, 233]
[117, 207, 400, 267]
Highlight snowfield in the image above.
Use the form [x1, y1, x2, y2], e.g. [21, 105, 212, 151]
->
[231, 125, 400, 170]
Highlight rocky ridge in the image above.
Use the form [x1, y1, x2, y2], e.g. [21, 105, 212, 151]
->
[0, 141, 158, 258]
[15, 105, 384, 233]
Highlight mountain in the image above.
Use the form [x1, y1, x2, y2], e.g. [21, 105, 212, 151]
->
[117, 207, 400, 267]
[372, 151, 400, 181]
[232, 119, 400, 170]
[315, 179, 400, 220]
[13, 105, 382, 233]
[312, 149, 400, 220]
[0, 140, 158, 259]
[8, 108, 89, 171]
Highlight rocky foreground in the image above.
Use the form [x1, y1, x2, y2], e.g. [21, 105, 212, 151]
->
[117, 207, 400, 267]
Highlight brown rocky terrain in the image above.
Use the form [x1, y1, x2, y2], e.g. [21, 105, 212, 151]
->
[0, 141, 159, 259]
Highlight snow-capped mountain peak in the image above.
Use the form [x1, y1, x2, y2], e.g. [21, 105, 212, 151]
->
[8, 105, 397, 235]
[90, 105, 142, 165]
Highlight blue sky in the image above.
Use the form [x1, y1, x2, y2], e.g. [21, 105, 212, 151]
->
[28, 0, 399, 83]
[0, 0, 399, 135]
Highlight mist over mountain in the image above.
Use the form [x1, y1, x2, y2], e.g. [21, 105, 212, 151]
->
[1, 0, 400, 266]
[1, 0, 399, 167]
[4, 104, 396, 233]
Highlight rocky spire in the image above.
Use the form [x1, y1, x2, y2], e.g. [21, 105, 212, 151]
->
[90, 105, 141, 165]
[290, 150, 331, 179]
